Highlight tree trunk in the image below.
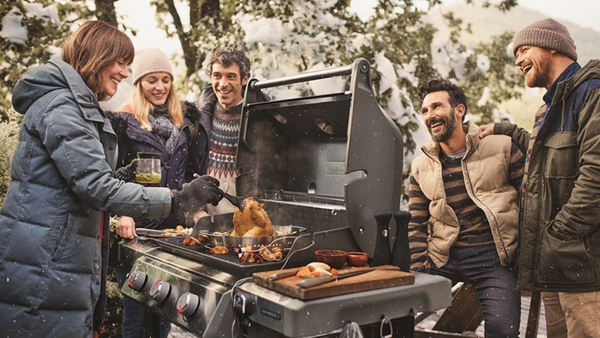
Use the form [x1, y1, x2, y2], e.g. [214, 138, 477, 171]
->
[95, 0, 118, 27]
[163, 0, 220, 77]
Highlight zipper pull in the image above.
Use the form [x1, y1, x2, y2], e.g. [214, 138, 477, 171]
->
[561, 84, 571, 101]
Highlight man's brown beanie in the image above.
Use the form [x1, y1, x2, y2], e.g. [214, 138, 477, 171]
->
[512, 18, 577, 61]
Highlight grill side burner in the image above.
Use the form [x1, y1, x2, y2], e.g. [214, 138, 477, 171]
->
[235, 273, 451, 338]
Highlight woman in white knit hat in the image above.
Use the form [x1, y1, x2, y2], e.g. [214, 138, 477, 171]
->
[108, 48, 205, 338]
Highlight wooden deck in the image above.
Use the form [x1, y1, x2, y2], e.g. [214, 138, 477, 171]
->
[415, 293, 547, 338]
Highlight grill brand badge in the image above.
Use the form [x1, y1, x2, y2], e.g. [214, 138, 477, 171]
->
[260, 307, 282, 321]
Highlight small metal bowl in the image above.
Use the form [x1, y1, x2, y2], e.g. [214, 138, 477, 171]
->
[314, 250, 347, 269]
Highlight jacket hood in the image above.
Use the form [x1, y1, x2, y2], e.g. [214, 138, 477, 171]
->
[182, 101, 200, 122]
[12, 57, 99, 115]
[557, 59, 600, 103]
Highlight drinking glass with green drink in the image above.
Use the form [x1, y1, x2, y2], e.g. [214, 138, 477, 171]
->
[135, 152, 162, 186]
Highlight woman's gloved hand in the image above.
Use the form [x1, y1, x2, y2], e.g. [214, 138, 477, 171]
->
[171, 175, 221, 215]
[115, 159, 138, 182]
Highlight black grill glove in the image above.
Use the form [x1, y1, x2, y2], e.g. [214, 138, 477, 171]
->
[115, 159, 138, 182]
[171, 175, 221, 215]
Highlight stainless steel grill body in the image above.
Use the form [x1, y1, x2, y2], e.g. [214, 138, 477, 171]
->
[120, 240, 451, 337]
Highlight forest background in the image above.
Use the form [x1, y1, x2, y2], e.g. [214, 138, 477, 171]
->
[2, 0, 600, 205]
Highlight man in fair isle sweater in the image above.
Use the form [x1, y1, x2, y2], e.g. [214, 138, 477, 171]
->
[408, 78, 525, 338]
[189, 47, 269, 217]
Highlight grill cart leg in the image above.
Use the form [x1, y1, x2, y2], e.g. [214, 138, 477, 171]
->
[143, 309, 161, 338]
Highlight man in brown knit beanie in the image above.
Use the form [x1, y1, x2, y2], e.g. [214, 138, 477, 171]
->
[480, 18, 600, 338]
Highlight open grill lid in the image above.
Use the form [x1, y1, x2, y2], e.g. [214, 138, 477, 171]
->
[235, 58, 404, 258]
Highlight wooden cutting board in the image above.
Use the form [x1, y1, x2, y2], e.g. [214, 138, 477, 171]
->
[253, 265, 414, 300]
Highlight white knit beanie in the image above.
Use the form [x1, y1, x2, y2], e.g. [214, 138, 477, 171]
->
[132, 48, 173, 85]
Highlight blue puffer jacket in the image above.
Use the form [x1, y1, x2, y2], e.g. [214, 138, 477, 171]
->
[0, 58, 172, 337]
[108, 102, 202, 229]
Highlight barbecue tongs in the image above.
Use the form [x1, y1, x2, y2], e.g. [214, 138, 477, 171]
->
[217, 188, 245, 210]
[193, 173, 245, 210]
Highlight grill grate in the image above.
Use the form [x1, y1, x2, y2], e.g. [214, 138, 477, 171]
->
[150, 236, 300, 277]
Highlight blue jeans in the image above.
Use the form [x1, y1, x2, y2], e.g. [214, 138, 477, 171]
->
[116, 266, 172, 338]
[429, 245, 521, 338]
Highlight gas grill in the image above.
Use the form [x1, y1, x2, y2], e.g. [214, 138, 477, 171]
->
[119, 58, 451, 337]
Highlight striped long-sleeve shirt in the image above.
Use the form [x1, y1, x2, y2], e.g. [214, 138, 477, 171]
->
[408, 143, 525, 271]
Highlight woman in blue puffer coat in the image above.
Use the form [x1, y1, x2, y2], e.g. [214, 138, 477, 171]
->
[0, 22, 220, 338]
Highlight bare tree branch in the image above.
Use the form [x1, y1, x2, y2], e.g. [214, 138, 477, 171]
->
[164, 0, 196, 76]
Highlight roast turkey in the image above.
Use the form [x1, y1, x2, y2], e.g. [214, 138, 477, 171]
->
[231, 197, 274, 237]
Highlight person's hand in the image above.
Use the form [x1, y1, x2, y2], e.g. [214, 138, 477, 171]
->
[192, 209, 210, 223]
[171, 176, 221, 215]
[116, 216, 137, 239]
[479, 124, 495, 139]
[115, 159, 138, 182]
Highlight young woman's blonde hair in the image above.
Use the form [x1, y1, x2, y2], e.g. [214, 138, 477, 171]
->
[128, 76, 183, 130]
[61, 21, 135, 101]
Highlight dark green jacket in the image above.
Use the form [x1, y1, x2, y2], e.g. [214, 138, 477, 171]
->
[495, 60, 600, 292]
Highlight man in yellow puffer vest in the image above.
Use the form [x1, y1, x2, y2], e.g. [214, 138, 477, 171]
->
[409, 78, 525, 338]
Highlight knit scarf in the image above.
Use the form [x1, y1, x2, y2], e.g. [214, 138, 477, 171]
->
[149, 104, 179, 154]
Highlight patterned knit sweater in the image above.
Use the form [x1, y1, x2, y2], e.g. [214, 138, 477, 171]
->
[207, 102, 241, 178]
[206, 102, 241, 215]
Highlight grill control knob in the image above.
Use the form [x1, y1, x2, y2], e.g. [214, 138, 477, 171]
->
[150, 279, 171, 304]
[128, 271, 148, 292]
[233, 291, 256, 316]
[177, 293, 202, 318]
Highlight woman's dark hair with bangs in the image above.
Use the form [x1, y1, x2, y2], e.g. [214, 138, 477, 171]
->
[62, 21, 134, 101]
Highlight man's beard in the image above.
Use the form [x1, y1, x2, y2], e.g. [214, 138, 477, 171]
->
[429, 108, 458, 143]
[527, 53, 553, 88]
